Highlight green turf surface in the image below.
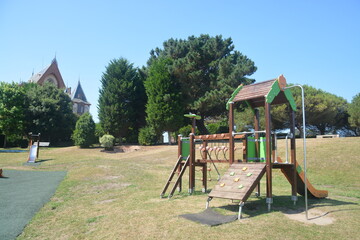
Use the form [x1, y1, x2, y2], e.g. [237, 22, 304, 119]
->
[0, 169, 66, 240]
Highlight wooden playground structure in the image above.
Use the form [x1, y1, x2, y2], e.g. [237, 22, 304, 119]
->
[160, 75, 328, 219]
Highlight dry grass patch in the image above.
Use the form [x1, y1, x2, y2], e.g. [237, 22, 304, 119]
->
[1, 138, 359, 240]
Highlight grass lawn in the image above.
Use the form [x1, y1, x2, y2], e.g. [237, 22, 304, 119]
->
[0, 137, 359, 240]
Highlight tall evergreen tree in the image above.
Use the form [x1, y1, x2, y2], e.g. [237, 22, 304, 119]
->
[98, 58, 146, 142]
[147, 34, 257, 134]
[144, 57, 183, 135]
[0, 82, 26, 147]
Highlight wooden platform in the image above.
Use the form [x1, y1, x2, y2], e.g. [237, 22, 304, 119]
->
[208, 163, 266, 201]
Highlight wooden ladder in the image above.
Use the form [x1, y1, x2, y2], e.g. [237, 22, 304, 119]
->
[160, 155, 190, 198]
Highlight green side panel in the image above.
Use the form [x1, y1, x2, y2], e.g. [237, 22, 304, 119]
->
[259, 137, 266, 162]
[296, 165, 302, 174]
[266, 80, 281, 104]
[226, 85, 243, 110]
[284, 89, 297, 111]
[181, 140, 190, 160]
[246, 137, 256, 162]
[247, 137, 266, 162]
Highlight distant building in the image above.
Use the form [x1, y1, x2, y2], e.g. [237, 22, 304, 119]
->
[70, 81, 91, 115]
[29, 58, 66, 89]
[29, 58, 90, 115]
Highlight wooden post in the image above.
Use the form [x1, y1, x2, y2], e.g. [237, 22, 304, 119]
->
[290, 108, 297, 202]
[254, 109, 260, 159]
[202, 162, 207, 193]
[243, 138, 247, 162]
[229, 102, 235, 164]
[202, 140, 208, 191]
[265, 102, 273, 209]
[177, 135, 182, 192]
[189, 133, 195, 194]
[254, 108, 260, 195]
[36, 133, 40, 158]
[191, 117, 196, 134]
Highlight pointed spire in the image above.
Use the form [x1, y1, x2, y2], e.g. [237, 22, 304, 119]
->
[52, 52, 57, 65]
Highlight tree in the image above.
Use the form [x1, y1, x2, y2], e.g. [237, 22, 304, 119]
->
[98, 58, 146, 142]
[272, 85, 348, 135]
[144, 57, 184, 135]
[348, 93, 360, 135]
[72, 112, 96, 148]
[234, 107, 265, 132]
[0, 82, 26, 147]
[147, 34, 257, 134]
[24, 82, 76, 145]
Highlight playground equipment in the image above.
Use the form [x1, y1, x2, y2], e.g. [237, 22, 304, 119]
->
[160, 75, 328, 219]
[27, 133, 40, 163]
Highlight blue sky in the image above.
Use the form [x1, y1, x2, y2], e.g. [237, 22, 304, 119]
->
[1, 0, 359, 122]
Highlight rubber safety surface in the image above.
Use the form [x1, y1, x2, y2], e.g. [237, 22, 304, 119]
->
[0, 169, 66, 240]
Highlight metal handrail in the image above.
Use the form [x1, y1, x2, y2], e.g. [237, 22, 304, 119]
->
[283, 84, 308, 220]
[232, 130, 266, 135]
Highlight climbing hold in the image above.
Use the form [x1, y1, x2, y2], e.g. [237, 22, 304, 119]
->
[220, 183, 225, 187]
[247, 173, 252, 177]
[234, 178, 240, 182]
[238, 184, 244, 189]
[242, 167, 247, 171]
[230, 171, 235, 176]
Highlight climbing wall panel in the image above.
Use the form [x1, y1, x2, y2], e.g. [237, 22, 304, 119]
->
[208, 163, 266, 201]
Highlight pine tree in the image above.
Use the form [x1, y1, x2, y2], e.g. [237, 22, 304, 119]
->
[147, 34, 257, 134]
[144, 57, 183, 135]
[98, 58, 146, 142]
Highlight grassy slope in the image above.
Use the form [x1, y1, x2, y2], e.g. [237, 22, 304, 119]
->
[0, 138, 359, 240]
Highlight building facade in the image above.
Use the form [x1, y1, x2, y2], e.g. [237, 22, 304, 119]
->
[29, 58, 91, 115]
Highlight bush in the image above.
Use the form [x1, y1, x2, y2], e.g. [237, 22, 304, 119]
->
[138, 126, 158, 146]
[72, 113, 96, 148]
[207, 122, 229, 134]
[177, 125, 200, 137]
[99, 134, 115, 150]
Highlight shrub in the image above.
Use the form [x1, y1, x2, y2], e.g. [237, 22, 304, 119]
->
[72, 113, 96, 148]
[178, 125, 200, 137]
[138, 126, 158, 146]
[207, 122, 229, 134]
[99, 134, 115, 151]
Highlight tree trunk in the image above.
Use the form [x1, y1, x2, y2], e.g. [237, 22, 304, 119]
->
[196, 118, 209, 135]
[167, 131, 171, 145]
[3, 135, 6, 148]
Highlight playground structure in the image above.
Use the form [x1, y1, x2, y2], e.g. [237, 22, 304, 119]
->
[160, 75, 328, 219]
[27, 133, 41, 163]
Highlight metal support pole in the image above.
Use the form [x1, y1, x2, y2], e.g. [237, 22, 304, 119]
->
[283, 84, 308, 220]
[238, 202, 245, 220]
